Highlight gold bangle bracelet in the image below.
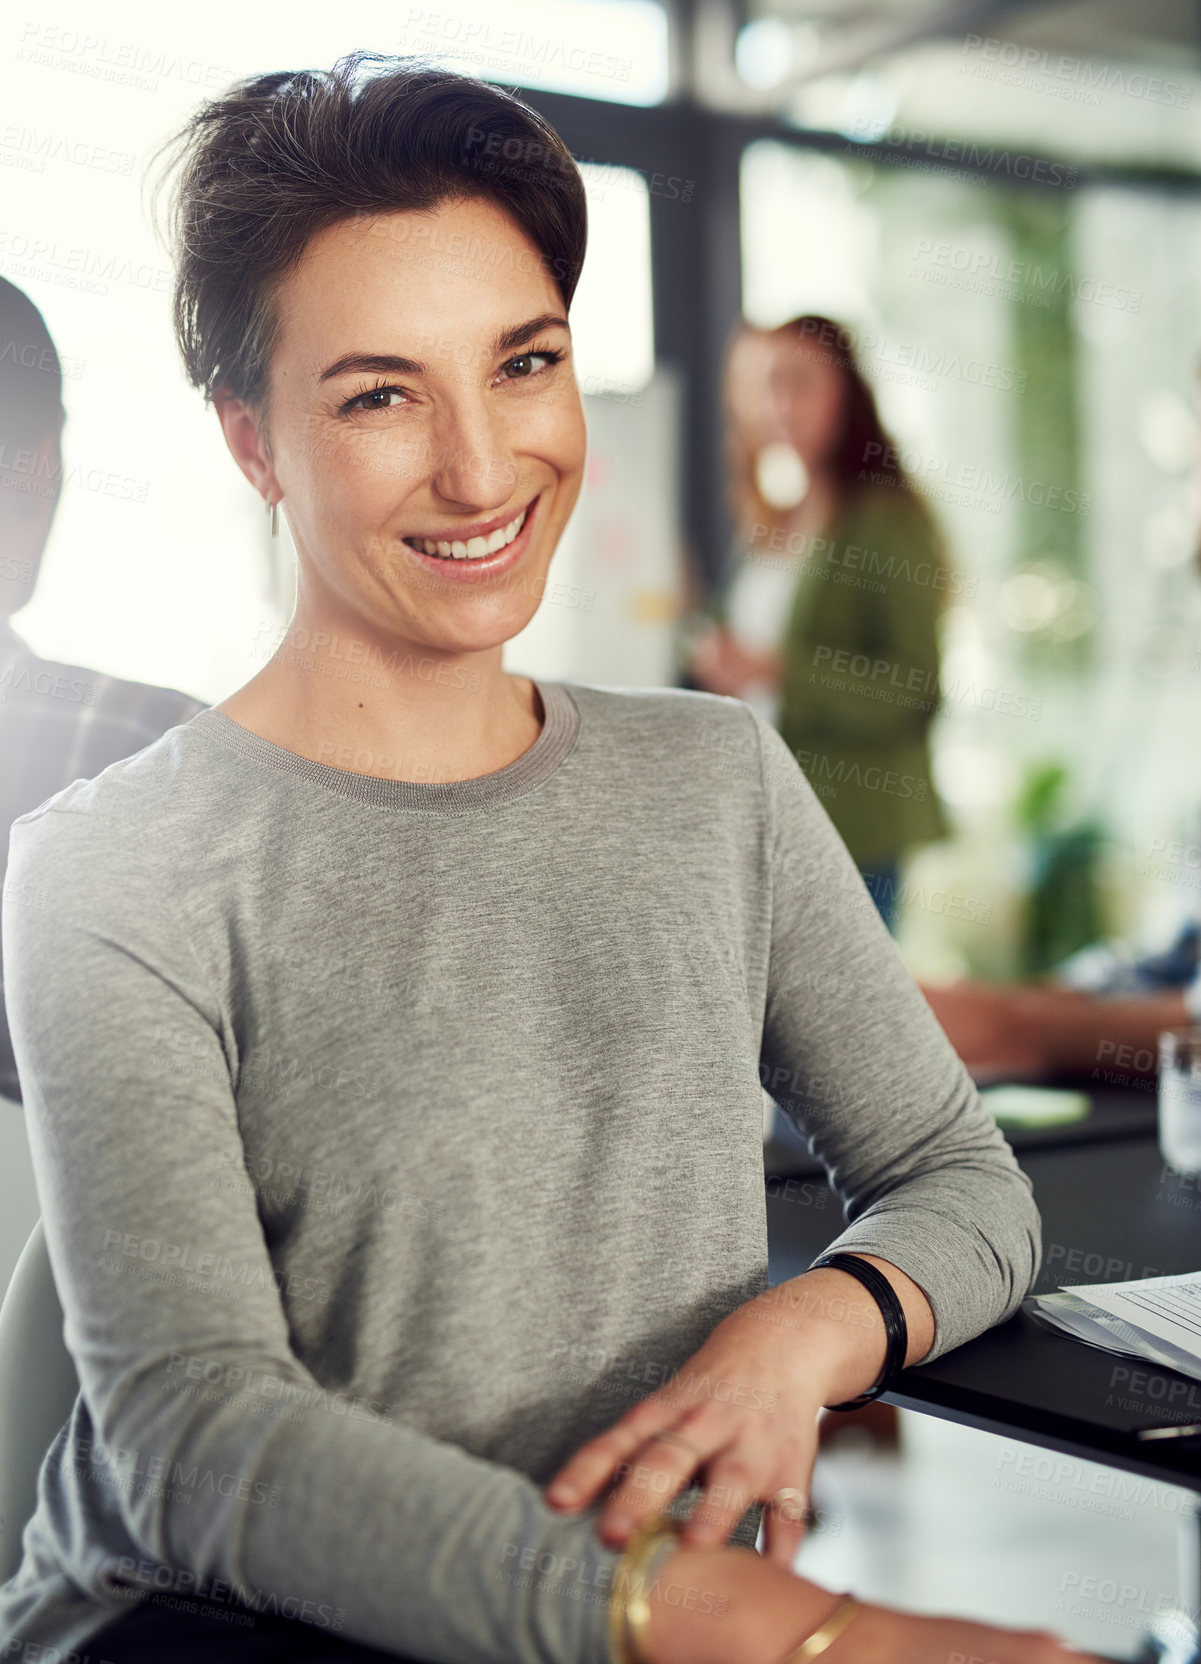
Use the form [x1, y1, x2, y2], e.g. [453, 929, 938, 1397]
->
[606, 1512, 684, 1664]
[625, 1532, 685, 1664]
[779, 1593, 862, 1664]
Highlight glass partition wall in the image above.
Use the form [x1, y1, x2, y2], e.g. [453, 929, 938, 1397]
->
[737, 143, 1201, 977]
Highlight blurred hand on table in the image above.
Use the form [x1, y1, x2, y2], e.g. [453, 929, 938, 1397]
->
[919, 980, 1059, 1081]
[920, 978, 1192, 1083]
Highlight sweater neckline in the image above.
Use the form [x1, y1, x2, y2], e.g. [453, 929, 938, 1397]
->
[186, 678, 579, 812]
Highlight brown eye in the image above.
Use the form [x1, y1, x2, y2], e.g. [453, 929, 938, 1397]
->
[341, 384, 406, 415]
[500, 350, 560, 381]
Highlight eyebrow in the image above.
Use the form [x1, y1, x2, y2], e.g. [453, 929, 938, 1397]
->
[318, 314, 570, 383]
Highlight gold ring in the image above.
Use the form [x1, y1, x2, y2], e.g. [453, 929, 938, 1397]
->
[647, 1428, 704, 1463]
[772, 1486, 807, 1524]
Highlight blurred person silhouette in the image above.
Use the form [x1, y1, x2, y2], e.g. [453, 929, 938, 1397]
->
[687, 316, 951, 932]
[0, 277, 206, 1104]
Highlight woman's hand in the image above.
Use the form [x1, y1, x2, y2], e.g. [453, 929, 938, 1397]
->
[919, 979, 1060, 1080]
[543, 1263, 917, 1568]
[922, 977, 1192, 1084]
[687, 624, 781, 699]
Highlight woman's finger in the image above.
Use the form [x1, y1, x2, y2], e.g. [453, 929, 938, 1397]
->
[544, 1396, 709, 1511]
[676, 1436, 776, 1550]
[761, 1436, 818, 1565]
[544, 1427, 657, 1511]
[595, 1412, 733, 1546]
[760, 1484, 812, 1568]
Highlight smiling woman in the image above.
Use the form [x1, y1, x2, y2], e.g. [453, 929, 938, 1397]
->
[207, 188, 584, 784]
[0, 48, 1095, 1664]
[154, 57, 593, 785]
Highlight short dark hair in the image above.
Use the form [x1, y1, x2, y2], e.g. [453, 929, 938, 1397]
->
[0, 278, 64, 456]
[149, 50, 588, 430]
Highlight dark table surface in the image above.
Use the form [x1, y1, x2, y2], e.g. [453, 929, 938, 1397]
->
[765, 1086, 1201, 1493]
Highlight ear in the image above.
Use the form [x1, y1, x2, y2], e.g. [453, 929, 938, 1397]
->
[213, 387, 279, 503]
[0, 423, 61, 611]
[3, 425, 63, 519]
[28, 423, 63, 479]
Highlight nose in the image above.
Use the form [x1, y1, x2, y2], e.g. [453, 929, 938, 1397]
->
[761, 392, 791, 445]
[429, 390, 519, 512]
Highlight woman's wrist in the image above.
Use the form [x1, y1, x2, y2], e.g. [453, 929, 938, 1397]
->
[743, 1257, 934, 1409]
[774, 1590, 861, 1664]
[634, 1540, 850, 1664]
[810, 1255, 907, 1410]
[746, 1266, 887, 1409]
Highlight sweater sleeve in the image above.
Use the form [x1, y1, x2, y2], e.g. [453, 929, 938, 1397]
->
[2, 804, 623, 1664]
[748, 705, 1041, 1358]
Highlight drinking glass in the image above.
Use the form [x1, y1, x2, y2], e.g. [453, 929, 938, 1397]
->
[1158, 1027, 1201, 1176]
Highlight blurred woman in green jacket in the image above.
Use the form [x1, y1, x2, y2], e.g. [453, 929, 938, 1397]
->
[688, 314, 951, 931]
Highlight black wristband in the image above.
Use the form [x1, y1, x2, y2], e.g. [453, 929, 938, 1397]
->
[809, 1252, 908, 1411]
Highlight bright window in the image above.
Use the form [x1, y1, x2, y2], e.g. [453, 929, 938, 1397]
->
[571, 162, 655, 393]
[399, 0, 670, 107]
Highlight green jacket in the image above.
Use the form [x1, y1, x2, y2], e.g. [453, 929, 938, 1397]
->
[767, 484, 950, 868]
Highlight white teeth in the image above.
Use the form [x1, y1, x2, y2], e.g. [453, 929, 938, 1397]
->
[407, 505, 529, 560]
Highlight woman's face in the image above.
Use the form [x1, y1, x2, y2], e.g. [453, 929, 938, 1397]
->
[725, 328, 776, 451]
[217, 194, 587, 662]
[765, 331, 847, 472]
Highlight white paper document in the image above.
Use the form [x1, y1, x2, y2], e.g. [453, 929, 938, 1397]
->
[1025, 1270, 1201, 1384]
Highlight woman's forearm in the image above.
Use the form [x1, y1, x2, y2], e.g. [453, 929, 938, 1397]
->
[1033, 985, 1190, 1074]
[639, 1542, 1102, 1664]
[639, 1542, 845, 1664]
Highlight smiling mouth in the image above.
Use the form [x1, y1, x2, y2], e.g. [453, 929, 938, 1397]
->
[402, 503, 531, 561]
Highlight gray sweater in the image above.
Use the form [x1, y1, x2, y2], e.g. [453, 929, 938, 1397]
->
[0, 679, 1040, 1662]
